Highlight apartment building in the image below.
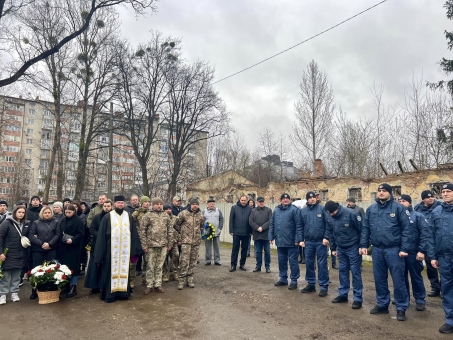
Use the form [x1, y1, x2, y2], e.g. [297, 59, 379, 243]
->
[0, 95, 208, 203]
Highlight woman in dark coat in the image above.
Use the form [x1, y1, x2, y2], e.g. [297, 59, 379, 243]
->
[57, 204, 85, 298]
[29, 206, 61, 299]
[0, 206, 30, 304]
[74, 201, 89, 275]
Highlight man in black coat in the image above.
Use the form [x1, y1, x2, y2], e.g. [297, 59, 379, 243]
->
[171, 196, 183, 216]
[27, 196, 42, 224]
[229, 195, 252, 272]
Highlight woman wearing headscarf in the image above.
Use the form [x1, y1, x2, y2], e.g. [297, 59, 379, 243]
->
[0, 206, 30, 304]
[57, 204, 85, 298]
[53, 202, 64, 221]
[29, 206, 61, 299]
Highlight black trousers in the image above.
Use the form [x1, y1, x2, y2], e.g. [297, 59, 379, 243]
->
[231, 235, 250, 266]
[32, 250, 58, 268]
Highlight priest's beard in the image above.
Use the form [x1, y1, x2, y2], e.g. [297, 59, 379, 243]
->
[115, 208, 124, 215]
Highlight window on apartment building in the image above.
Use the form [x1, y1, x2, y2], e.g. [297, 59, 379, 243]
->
[40, 160, 48, 169]
[4, 156, 16, 162]
[0, 188, 11, 194]
[5, 146, 19, 152]
[6, 125, 19, 132]
[26, 149, 32, 154]
[27, 119, 34, 125]
[1, 166, 16, 173]
[25, 159, 31, 165]
[26, 139, 33, 144]
[44, 109, 52, 116]
[29, 109, 36, 115]
[348, 188, 362, 202]
[2, 178, 11, 183]
[26, 129, 33, 135]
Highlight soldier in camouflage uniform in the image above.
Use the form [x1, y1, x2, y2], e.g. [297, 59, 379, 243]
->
[130, 196, 150, 288]
[162, 203, 181, 282]
[174, 198, 205, 289]
[138, 197, 172, 294]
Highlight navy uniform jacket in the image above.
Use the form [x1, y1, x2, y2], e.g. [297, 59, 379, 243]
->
[414, 200, 442, 221]
[406, 207, 430, 254]
[300, 202, 329, 243]
[268, 203, 302, 247]
[359, 198, 413, 252]
[325, 205, 362, 251]
[428, 202, 453, 260]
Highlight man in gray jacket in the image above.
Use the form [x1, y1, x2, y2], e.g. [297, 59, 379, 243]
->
[203, 198, 224, 266]
[249, 197, 272, 273]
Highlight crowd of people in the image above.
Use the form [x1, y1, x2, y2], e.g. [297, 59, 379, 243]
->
[0, 183, 452, 335]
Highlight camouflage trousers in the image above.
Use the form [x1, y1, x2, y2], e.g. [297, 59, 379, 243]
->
[179, 244, 200, 278]
[162, 246, 179, 278]
[129, 262, 137, 287]
[144, 247, 167, 288]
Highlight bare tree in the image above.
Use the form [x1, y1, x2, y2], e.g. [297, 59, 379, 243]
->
[115, 33, 179, 196]
[164, 61, 230, 198]
[0, 0, 157, 88]
[292, 60, 335, 173]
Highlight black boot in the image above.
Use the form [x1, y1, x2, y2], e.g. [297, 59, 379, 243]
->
[30, 289, 38, 300]
[66, 285, 77, 298]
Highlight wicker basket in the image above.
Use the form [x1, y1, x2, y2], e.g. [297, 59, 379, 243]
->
[37, 290, 60, 304]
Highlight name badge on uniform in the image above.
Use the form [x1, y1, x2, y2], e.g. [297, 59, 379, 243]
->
[317, 214, 322, 217]
[390, 213, 395, 217]
[344, 224, 349, 227]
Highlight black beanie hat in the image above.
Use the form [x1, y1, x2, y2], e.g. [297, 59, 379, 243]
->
[30, 195, 40, 202]
[280, 193, 290, 200]
[398, 194, 412, 204]
[163, 203, 172, 210]
[325, 201, 339, 213]
[0, 200, 8, 207]
[306, 191, 316, 200]
[442, 183, 453, 191]
[421, 190, 433, 200]
[378, 183, 392, 194]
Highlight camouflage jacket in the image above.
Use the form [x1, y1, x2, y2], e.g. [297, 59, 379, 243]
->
[132, 207, 149, 227]
[174, 209, 205, 245]
[169, 215, 181, 246]
[138, 209, 172, 249]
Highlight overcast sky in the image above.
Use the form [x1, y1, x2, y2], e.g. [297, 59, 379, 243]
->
[118, 1, 448, 147]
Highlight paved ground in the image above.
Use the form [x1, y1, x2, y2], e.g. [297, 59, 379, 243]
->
[2, 245, 448, 340]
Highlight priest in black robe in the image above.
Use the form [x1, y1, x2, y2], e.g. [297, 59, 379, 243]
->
[93, 195, 142, 303]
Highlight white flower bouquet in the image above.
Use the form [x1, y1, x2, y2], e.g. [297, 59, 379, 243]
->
[28, 260, 73, 291]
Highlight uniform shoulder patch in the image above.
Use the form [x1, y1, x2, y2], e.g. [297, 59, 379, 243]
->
[357, 216, 361, 222]
[405, 210, 410, 216]
[390, 213, 395, 217]
[317, 214, 322, 217]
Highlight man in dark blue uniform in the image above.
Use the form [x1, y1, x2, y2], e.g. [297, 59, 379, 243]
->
[300, 191, 329, 297]
[324, 200, 363, 309]
[429, 183, 453, 334]
[359, 183, 412, 321]
[415, 190, 442, 297]
[398, 194, 429, 312]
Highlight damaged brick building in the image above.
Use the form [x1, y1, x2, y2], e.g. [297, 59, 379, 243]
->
[186, 161, 453, 204]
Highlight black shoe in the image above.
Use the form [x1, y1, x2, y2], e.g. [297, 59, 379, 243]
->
[439, 323, 453, 334]
[214, 262, 221, 266]
[229, 266, 236, 272]
[396, 310, 406, 321]
[428, 289, 440, 297]
[19, 278, 24, 287]
[301, 258, 306, 264]
[253, 267, 261, 272]
[60, 285, 70, 295]
[288, 284, 298, 290]
[319, 290, 328, 297]
[392, 300, 395, 305]
[370, 305, 389, 314]
[352, 301, 362, 309]
[135, 270, 141, 276]
[332, 296, 348, 303]
[301, 284, 316, 293]
[416, 303, 426, 311]
[274, 281, 288, 287]
[205, 262, 211, 266]
[66, 285, 78, 298]
[197, 260, 200, 264]
[247, 253, 250, 257]
[29, 289, 38, 300]
[239, 265, 246, 271]
[265, 268, 271, 273]
[332, 263, 338, 270]
[89, 289, 100, 295]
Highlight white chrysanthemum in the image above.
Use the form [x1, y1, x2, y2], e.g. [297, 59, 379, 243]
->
[59, 265, 72, 276]
[54, 272, 64, 280]
[34, 271, 44, 277]
[31, 266, 42, 275]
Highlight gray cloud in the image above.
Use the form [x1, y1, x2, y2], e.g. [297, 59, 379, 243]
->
[117, 0, 450, 152]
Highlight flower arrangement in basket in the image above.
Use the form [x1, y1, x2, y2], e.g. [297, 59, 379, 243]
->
[201, 222, 216, 240]
[29, 260, 72, 292]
